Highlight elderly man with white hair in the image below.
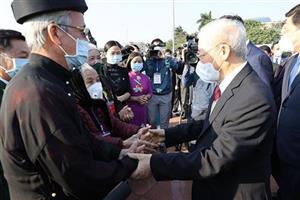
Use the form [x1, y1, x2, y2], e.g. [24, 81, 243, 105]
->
[0, 0, 144, 199]
[128, 18, 276, 200]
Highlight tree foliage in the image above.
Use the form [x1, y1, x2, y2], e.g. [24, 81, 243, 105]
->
[244, 19, 280, 44]
[166, 26, 188, 50]
[165, 13, 281, 51]
[196, 11, 214, 30]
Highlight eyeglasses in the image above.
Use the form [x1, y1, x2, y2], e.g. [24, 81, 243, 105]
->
[197, 47, 216, 59]
[57, 24, 88, 37]
[197, 43, 230, 59]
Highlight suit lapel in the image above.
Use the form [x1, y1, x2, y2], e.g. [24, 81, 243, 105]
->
[281, 54, 299, 103]
[199, 64, 253, 135]
[246, 42, 253, 57]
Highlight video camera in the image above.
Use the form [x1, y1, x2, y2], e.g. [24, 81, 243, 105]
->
[121, 45, 135, 62]
[146, 42, 166, 58]
[183, 35, 198, 64]
[84, 28, 97, 47]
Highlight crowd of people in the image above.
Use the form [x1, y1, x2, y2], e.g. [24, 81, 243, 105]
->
[0, 0, 300, 200]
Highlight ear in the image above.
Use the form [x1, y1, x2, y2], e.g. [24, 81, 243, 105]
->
[47, 24, 62, 46]
[219, 44, 230, 61]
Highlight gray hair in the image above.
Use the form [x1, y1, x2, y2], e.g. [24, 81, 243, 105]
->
[197, 18, 247, 60]
[22, 10, 71, 51]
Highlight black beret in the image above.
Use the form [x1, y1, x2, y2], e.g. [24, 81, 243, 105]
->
[0, 29, 25, 41]
[11, 0, 88, 24]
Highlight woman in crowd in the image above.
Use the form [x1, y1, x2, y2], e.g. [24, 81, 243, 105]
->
[70, 64, 148, 149]
[126, 52, 152, 127]
[99, 40, 134, 122]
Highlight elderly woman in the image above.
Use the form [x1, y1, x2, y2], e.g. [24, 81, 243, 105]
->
[87, 44, 104, 74]
[70, 64, 149, 148]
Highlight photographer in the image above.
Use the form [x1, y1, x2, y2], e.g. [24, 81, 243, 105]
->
[181, 36, 215, 121]
[145, 38, 178, 129]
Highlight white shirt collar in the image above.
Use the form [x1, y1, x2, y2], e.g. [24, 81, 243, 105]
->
[246, 40, 250, 45]
[219, 62, 247, 93]
[0, 76, 8, 85]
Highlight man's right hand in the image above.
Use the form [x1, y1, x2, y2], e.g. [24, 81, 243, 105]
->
[140, 129, 165, 144]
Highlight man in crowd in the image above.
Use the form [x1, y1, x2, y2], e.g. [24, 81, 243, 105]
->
[0, 28, 29, 200]
[0, 29, 29, 103]
[129, 18, 276, 200]
[145, 38, 178, 129]
[0, 0, 152, 199]
[276, 3, 300, 199]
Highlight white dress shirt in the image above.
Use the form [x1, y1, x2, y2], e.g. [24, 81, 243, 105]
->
[210, 62, 247, 114]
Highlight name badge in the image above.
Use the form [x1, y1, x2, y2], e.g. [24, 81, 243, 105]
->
[107, 101, 116, 114]
[153, 73, 161, 84]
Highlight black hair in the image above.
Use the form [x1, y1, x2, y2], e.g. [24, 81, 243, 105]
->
[0, 29, 25, 52]
[103, 40, 122, 52]
[165, 49, 172, 54]
[151, 38, 163, 45]
[259, 45, 272, 54]
[125, 52, 144, 71]
[286, 4, 300, 26]
[132, 44, 140, 51]
[220, 15, 244, 25]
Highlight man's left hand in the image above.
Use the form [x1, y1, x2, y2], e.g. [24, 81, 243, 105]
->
[128, 153, 152, 179]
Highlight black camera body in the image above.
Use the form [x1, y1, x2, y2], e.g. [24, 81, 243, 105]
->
[183, 35, 199, 64]
[121, 45, 135, 62]
[147, 42, 166, 59]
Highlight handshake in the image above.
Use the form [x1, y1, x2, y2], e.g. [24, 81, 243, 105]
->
[119, 126, 165, 190]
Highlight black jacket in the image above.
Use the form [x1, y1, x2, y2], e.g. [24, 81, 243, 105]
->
[0, 54, 137, 200]
[150, 63, 276, 200]
[277, 54, 300, 166]
[99, 63, 130, 113]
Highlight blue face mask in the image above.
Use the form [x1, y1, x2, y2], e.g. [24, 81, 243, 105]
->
[195, 61, 220, 83]
[0, 58, 29, 78]
[64, 39, 90, 70]
[131, 63, 143, 72]
[107, 54, 122, 65]
[57, 26, 90, 71]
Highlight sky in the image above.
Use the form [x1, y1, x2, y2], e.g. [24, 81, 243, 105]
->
[0, 0, 299, 47]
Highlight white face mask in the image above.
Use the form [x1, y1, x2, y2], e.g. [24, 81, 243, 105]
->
[196, 61, 220, 83]
[106, 54, 122, 65]
[278, 36, 294, 52]
[87, 82, 103, 99]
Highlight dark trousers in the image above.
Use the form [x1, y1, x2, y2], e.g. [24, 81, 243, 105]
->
[278, 162, 300, 200]
[0, 162, 10, 200]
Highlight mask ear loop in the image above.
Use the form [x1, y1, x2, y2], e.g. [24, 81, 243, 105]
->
[0, 53, 13, 72]
[55, 25, 77, 56]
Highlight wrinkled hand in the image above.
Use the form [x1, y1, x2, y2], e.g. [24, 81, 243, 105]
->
[133, 95, 148, 105]
[119, 105, 134, 122]
[126, 139, 159, 154]
[140, 129, 165, 144]
[136, 125, 151, 138]
[123, 134, 139, 149]
[128, 153, 152, 179]
[123, 126, 151, 148]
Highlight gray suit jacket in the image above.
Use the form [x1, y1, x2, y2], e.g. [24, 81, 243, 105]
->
[150, 63, 276, 200]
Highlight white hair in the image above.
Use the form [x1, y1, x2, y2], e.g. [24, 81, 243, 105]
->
[88, 43, 98, 51]
[197, 18, 247, 60]
[22, 10, 71, 51]
[80, 63, 96, 74]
